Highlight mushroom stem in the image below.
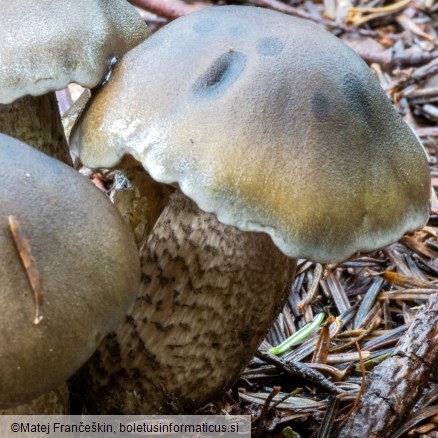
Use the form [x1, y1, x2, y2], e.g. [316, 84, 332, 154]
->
[109, 156, 175, 247]
[76, 190, 296, 414]
[0, 93, 72, 165]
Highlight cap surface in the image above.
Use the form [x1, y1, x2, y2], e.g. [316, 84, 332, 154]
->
[0, 0, 149, 104]
[70, 5, 430, 262]
[0, 134, 140, 407]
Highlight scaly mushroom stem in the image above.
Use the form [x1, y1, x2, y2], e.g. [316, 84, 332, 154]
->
[0, 93, 72, 165]
[109, 156, 175, 247]
[76, 190, 295, 414]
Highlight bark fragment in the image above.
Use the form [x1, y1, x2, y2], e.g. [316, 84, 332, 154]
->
[338, 293, 438, 438]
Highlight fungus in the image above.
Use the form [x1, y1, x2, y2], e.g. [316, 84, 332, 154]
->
[0, 134, 140, 409]
[0, 0, 148, 164]
[70, 6, 430, 413]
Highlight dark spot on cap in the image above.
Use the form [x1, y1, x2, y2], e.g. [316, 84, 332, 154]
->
[342, 73, 371, 121]
[229, 26, 243, 38]
[256, 37, 284, 57]
[192, 19, 217, 34]
[311, 91, 330, 121]
[192, 51, 247, 99]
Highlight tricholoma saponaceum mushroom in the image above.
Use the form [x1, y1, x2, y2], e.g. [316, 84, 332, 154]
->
[0, 134, 140, 410]
[0, 0, 148, 165]
[70, 6, 430, 414]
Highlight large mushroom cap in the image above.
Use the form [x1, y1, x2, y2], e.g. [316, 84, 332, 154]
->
[0, 0, 149, 104]
[0, 134, 140, 408]
[71, 5, 430, 263]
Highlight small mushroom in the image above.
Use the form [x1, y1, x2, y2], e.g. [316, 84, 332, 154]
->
[0, 133, 140, 409]
[70, 6, 430, 413]
[0, 0, 149, 164]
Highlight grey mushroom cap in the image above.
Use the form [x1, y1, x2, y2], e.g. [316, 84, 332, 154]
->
[70, 5, 430, 263]
[0, 134, 140, 408]
[0, 0, 149, 104]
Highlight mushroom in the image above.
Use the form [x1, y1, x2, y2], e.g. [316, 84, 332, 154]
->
[0, 133, 140, 409]
[69, 6, 430, 413]
[0, 0, 148, 164]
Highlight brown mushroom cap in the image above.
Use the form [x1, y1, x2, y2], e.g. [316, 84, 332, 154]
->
[0, 134, 140, 408]
[70, 5, 430, 262]
[0, 0, 149, 104]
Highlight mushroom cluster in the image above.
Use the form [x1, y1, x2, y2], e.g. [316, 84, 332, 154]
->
[0, 0, 148, 164]
[0, 134, 140, 409]
[69, 6, 430, 414]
